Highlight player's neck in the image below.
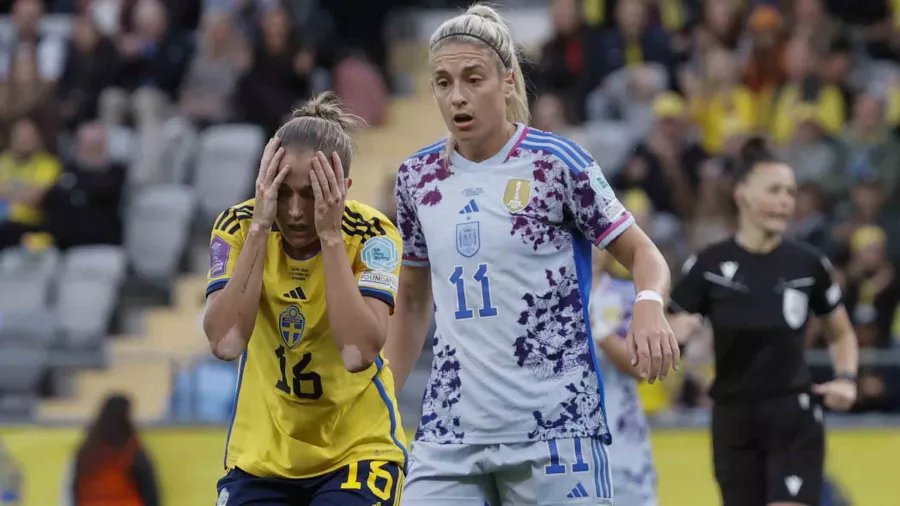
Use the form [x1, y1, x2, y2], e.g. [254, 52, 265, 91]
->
[735, 224, 781, 254]
[456, 121, 516, 163]
[283, 239, 321, 260]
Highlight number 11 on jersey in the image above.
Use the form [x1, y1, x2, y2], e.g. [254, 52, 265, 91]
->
[449, 263, 498, 320]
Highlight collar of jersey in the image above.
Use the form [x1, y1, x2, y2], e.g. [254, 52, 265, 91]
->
[449, 122, 526, 170]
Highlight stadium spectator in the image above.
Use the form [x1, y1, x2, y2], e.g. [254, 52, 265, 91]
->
[832, 172, 900, 259]
[0, 45, 58, 151]
[786, 182, 833, 256]
[63, 394, 159, 506]
[684, 46, 755, 155]
[599, 0, 675, 86]
[694, 0, 743, 51]
[743, 4, 787, 111]
[782, 104, 844, 200]
[43, 122, 125, 250]
[591, 62, 668, 138]
[177, 9, 249, 127]
[770, 35, 846, 145]
[236, 2, 314, 136]
[841, 225, 900, 348]
[0, 117, 60, 249]
[100, 0, 193, 124]
[55, 14, 120, 131]
[614, 91, 705, 221]
[840, 90, 900, 202]
[535, 0, 604, 123]
[0, 0, 65, 82]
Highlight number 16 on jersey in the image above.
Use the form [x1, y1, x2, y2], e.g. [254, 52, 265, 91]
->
[449, 263, 498, 320]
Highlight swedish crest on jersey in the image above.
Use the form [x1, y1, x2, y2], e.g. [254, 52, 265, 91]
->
[502, 178, 532, 213]
[279, 305, 306, 349]
[456, 221, 481, 258]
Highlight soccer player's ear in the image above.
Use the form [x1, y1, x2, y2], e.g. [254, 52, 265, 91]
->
[503, 70, 514, 99]
[345, 178, 353, 191]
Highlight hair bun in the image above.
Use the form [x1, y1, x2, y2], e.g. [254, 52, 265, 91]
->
[291, 92, 365, 131]
[466, 4, 505, 25]
[739, 135, 770, 162]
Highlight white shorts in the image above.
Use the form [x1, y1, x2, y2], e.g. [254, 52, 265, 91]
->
[402, 437, 613, 505]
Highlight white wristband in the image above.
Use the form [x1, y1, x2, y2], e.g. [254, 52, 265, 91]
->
[635, 290, 664, 305]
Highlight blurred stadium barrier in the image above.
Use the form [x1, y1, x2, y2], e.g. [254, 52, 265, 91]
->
[0, 426, 896, 506]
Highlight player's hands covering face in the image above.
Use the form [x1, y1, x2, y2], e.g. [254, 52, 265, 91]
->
[254, 137, 290, 228]
[628, 301, 680, 384]
[310, 151, 348, 242]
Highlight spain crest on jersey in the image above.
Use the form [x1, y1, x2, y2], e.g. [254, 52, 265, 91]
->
[279, 305, 306, 349]
[456, 221, 481, 257]
[503, 178, 532, 213]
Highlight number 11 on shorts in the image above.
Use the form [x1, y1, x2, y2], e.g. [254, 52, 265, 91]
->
[544, 439, 590, 475]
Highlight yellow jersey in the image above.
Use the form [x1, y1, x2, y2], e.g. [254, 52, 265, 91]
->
[0, 151, 61, 225]
[207, 198, 408, 479]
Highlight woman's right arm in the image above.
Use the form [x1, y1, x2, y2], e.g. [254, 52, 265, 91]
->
[384, 266, 433, 391]
[203, 138, 287, 361]
[203, 221, 269, 361]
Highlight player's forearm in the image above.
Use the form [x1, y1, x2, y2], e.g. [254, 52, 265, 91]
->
[203, 224, 268, 360]
[597, 337, 644, 381]
[384, 266, 433, 391]
[320, 236, 386, 373]
[825, 308, 858, 377]
[630, 242, 671, 299]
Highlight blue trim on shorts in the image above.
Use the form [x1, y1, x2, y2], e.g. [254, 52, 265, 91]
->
[374, 357, 409, 473]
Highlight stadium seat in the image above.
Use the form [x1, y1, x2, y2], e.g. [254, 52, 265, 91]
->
[193, 124, 265, 220]
[62, 245, 128, 281]
[0, 247, 59, 312]
[161, 116, 199, 184]
[0, 308, 60, 348]
[0, 343, 48, 394]
[125, 185, 196, 282]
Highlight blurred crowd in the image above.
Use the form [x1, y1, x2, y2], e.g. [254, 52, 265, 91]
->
[2, 0, 900, 422]
[525, 0, 900, 414]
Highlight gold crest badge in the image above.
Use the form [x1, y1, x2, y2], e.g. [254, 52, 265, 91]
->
[502, 179, 532, 213]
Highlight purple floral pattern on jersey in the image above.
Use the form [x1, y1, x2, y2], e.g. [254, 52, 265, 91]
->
[614, 380, 650, 442]
[396, 152, 453, 261]
[513, 266, 606, 440]
[506, 157, 573, 252]
[416, 336, 465, 443]
[564, 166, 628, 247]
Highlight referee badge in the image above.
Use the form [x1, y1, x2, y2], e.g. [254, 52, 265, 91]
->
[782, 288, 808, 330]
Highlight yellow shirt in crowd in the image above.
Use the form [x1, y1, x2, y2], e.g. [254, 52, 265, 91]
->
[691, 87, 757, 154]
[0, 151, 61, 226]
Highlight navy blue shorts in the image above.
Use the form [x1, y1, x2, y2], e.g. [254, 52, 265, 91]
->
[216, 461, 404, 506]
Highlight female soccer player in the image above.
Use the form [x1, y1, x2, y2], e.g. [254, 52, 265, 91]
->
[386, 5, 678, 505]
[203, 92, 407, 506]
[671, 137, 859, 506]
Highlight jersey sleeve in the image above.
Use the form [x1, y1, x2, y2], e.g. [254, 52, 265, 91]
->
[395, 163, 429, 267]
[810, 255, 843, 316]
[670, 254, 709, 315]
[560, 153, 635, 249]
[355, 219, 403, 311]
[206, 207, 249, 297]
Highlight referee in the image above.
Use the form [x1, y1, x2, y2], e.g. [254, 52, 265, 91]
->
[670, 137, 859, 506]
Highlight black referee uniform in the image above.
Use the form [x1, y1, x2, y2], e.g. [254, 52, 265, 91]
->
[671, 238, 843, 506]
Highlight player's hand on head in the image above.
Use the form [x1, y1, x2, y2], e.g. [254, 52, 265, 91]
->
[254, 137, 290, 228]
[310, 151, 348, 241]
[812, 378, 857, 411]
[627, 301, 680, 384]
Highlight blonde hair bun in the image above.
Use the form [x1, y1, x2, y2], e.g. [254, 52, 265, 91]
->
[291, 91, 366, 132]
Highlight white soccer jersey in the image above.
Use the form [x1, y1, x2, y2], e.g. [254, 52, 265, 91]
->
[591, 273, 658, 505]
[395, 124, 635, 445]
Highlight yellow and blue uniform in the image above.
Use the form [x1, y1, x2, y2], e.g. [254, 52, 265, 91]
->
[208, 198, 408, 506]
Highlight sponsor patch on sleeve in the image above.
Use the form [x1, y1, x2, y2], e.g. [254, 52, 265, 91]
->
[209, 236, 230, 278]
[359, 270, 400, 293]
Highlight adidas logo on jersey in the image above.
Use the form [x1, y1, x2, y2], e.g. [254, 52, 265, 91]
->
[458, 199, 480, 214]
[566, 482, 590, 498]
[283, 287, 307, 300]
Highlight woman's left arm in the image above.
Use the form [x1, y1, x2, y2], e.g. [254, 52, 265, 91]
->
[813, 307, 859, 410]
[606, 226, 679, 382]
[313, 151, 395, 373]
